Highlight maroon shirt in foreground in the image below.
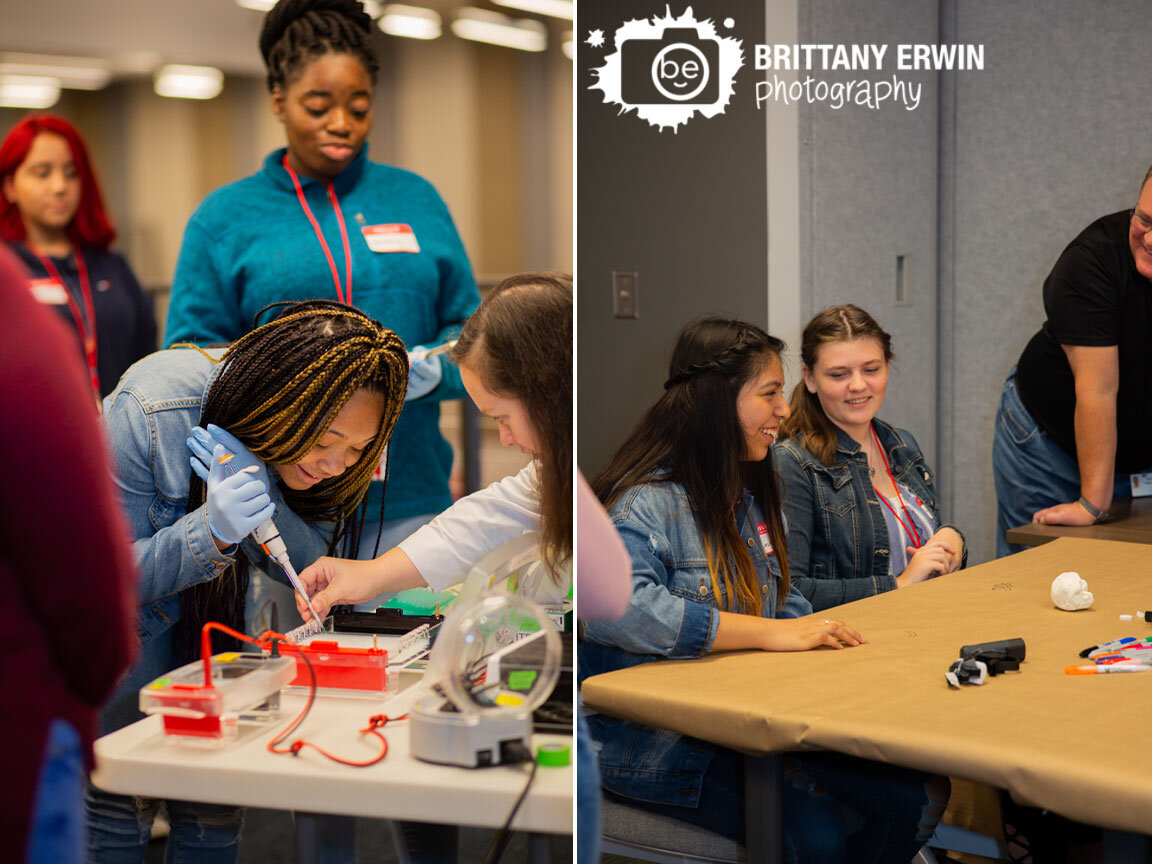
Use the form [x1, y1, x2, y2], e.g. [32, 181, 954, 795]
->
[0, 245, 137, 860]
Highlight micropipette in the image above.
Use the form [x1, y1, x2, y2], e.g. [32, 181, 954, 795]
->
[218, 454, 325, 636]
[410, 340, 456, 361]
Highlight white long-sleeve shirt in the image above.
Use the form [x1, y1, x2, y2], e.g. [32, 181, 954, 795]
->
[399, 463, 542, 593]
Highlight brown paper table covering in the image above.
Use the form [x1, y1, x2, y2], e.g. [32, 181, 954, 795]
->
[581, 537, 1152, 834]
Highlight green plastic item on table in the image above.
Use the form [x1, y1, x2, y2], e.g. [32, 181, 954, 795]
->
[375, 587, 456, 616]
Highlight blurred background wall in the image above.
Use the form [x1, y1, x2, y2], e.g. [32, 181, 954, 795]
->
[2, 0, 572, 489]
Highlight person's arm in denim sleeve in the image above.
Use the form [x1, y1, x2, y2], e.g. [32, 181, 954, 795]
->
[164, 217, 243, 347]
[105, 387, 236, 603]
[773, 444, 892, 611]
[778, 580, 814, 619]
[580, 512, 717, 659]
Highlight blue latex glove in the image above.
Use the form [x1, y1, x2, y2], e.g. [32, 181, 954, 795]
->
[188, 424, 270, 489]
[406, 346, 442, 401]
[205, 444, 275, 545]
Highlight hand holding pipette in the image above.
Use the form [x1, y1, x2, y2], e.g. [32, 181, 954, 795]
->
[212, 452, 324, 634]
[205, 447, 274, 546]
[405, 341, 455, 401]
[187, 425, 269, 487]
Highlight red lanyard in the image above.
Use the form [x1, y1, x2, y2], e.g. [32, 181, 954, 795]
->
[282, 154, 353, 306]
[33, 246, 100, 396]
[871, 424, 922, 548]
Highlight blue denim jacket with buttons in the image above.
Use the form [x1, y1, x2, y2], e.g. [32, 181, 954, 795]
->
[99, 347, 332, 733]
[773, 418, 958, 614]
[579, 477, 811, 807]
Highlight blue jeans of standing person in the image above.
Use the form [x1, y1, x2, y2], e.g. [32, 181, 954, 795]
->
[85, 783, 243, 864]
[576, 711, 601, 864]
[28, 719, 85, 864]
[992, 369, 1136, 558]
[608, 747, 947, 864]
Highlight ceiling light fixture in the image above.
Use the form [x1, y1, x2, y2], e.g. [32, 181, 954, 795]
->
[153, 65, 224, 100]
[378, 4, 442, 40]
[0, 75, 61, 109]
[492, 0, 572, 21]
[451, 8, 547, 52]
[561, 31, 573, 59]
[0, 53, 112, 91]
[235, 0, 276, 11]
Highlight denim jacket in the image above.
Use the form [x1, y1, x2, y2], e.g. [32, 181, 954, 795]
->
[579, 478, 811, 807]
[99, 347, 332, 732]
[773, 418, 960, 613]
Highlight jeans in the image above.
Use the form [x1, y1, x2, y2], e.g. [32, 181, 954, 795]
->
[28, 719, 85, 864]
[85, 783, 242, 864]
[992, 370, 1135, 558]
[610, 747, 947, 864]
[576, 712, 601, 864]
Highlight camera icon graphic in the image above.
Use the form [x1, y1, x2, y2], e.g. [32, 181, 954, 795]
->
[620, 27, 719, 105]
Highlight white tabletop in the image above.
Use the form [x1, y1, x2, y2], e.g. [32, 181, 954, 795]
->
[92, 689, 573, 834]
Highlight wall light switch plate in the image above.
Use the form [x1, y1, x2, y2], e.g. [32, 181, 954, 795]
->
[613, 270, 638, 318]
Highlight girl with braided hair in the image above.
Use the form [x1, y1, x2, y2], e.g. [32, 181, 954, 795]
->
[774, 305, 967, 613]
[295, 273, 573, 615]
[579, 316, 946, 863]
[165, 0, 479, 591]
[87, 299, 408, 861]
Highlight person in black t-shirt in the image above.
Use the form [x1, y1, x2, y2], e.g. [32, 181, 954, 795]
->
[993, 165, 1152, 557]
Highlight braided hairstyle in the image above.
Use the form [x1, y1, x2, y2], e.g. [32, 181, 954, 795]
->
[593, 317, 791, 614]
[259, 0, 378, 93]
[451, 273, 572, 580]
[174, 300, 408, 660]
[777, 304, 893, 465]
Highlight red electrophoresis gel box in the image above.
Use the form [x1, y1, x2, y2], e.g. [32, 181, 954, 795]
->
[278, 640, 389, 692]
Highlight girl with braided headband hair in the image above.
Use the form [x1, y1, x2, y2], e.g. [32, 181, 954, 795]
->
[88, 299, 407, 861]
[164, 0, 479, 607]
[581, 316, 946, 862]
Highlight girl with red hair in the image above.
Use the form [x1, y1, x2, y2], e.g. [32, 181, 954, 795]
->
[0, 114, 155, 399]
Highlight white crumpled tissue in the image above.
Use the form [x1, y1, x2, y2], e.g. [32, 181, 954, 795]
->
[1051, 570, 1094, 611]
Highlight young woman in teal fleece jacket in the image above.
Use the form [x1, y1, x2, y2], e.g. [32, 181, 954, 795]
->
[164, 0, 480, 550]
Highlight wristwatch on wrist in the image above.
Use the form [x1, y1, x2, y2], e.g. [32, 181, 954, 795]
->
[1077, 496, 1110, 524]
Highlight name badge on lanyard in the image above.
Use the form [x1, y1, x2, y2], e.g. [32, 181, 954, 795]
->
[371, 445, 389, 482]
[756, 522, 774, 556]
[29, 277, 69, 305]
[362, 223, 420, 254]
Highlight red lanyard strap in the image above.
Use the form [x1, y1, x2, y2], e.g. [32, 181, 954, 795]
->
[871, 424, 922, 548]
[34, 247, 100, 397]
[282, 154, 353, 306]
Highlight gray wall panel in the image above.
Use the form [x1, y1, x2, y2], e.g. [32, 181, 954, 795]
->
[800, 0, 940, 467]
[943, 0, 1152, 563]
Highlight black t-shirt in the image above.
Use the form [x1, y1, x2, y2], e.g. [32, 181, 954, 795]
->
[1015, 210, 1152, 472]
